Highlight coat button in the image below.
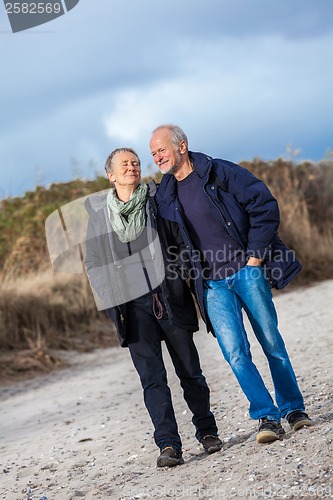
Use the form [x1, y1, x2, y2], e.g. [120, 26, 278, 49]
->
[227, 221, 231, 225]
[211, 186, 215, 190]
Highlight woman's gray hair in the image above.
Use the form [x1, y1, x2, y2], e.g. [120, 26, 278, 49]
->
[104, 147, 141, 174]
[152, 124, 188, 148]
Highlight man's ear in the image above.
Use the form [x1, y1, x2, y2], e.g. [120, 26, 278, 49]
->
[179, 140, 187, 154]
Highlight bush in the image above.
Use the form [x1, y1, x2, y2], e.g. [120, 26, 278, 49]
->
[0, 159, 332, 357]
[240, 158, 333, 284]
[0, 271, 117, 352]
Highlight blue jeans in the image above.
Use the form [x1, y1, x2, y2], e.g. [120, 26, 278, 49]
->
[204, 265, 305, 421]
[126, 293, 218, 452]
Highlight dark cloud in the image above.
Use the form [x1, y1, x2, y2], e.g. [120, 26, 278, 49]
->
[0, 0, 332, 197]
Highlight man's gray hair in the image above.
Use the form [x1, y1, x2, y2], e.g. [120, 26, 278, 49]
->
[104, 147, 141, 174]
[152, 124, 188, 148]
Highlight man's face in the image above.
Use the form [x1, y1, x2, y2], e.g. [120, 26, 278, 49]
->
[149, 129, 182, 175]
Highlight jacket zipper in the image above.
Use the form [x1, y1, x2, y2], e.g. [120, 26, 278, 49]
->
[150, 201, 173, 322]
[203, 170, 245, 250]
[117, 306, 125, 326]
[203, 173, 233, 237]
[175, 204, 206, 321]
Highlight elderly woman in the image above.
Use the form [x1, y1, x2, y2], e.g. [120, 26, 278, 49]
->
[84, 148, 222, 468]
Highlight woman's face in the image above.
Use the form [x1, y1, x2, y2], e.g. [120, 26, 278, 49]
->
[108, 151, 141, 188]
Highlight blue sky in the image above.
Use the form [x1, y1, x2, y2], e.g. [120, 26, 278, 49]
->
[1, 0, 332, 198]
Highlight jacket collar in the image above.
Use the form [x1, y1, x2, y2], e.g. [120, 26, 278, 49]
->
[147, 179, 157, 197]
[156, 151, 212, 203]
[189, 151, 213, 178]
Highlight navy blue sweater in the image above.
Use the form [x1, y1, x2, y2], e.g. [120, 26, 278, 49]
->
[177, 171, 246, 279]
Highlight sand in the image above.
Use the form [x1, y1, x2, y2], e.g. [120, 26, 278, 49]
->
[0, 280, 332, 499]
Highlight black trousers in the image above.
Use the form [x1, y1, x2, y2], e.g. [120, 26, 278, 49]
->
[126, 293, 218, 452]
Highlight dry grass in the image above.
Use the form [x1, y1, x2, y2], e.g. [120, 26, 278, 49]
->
[0, 270, 118, 350]
[247, 159, 333, 284]
[0, 270, 117, 383]
[0, 159, 332, 383]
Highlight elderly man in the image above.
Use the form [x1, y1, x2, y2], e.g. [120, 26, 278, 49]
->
[150, 124, 312, 444]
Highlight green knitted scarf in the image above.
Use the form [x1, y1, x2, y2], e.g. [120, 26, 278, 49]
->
[106, 183, 148, 243]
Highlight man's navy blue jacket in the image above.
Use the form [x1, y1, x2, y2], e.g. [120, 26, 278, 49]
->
[156, 151, 302, 330]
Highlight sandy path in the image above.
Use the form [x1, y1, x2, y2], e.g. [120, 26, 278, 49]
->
[0, 281, 332, 499]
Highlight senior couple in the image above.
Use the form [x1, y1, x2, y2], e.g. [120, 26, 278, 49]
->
[84, 124, 312, 468]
